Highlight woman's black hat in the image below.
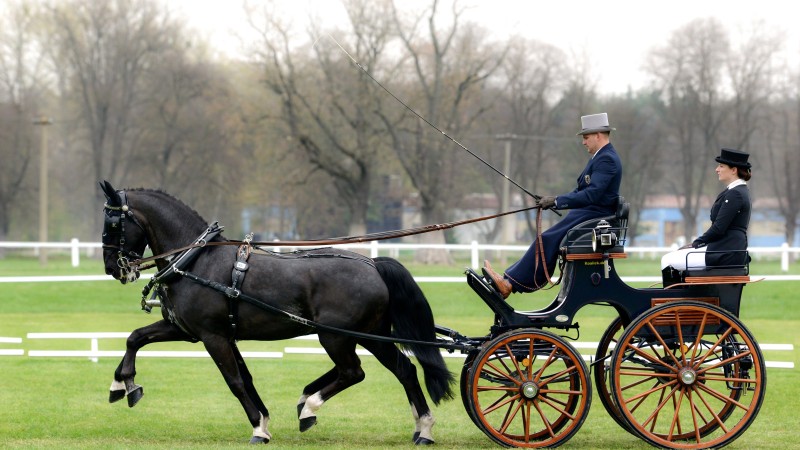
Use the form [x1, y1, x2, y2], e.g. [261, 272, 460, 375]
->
[715, 148, 751, 170]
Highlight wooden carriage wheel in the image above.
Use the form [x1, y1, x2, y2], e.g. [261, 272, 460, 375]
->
[593, 317, 633, 433]
[609, 301, 766, 449]
[460, 351, 481, 428]
[465, 329, 591, 448]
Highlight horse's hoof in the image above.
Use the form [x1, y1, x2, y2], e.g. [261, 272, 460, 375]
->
[126, 385, 143, 408]
[249, 436, 270, 444]
[414, 436, 435, 445]
[299, 416, 317, 432]
[109, 389, 126, 403]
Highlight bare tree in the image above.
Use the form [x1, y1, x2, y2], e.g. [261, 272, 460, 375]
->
[763, 80, 800, 245]
[727, 20, 785, 149]
[46, 0, 176, 212]
[249, 0, 395, 237]
[131, 43, 237, 209]
[646, 18, 730, 241]
[604, 91, 666, 244]
[384, 0, 506, 263]
[481, 38, 569, 243]
[0, 1, 47, 242]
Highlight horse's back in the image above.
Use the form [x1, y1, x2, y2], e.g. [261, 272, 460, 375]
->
[239, 248, 388, 334]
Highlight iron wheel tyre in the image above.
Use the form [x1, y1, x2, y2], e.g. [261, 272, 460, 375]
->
[593, 317, 633, 433]
[466, 328, 591, 448]
[609, 301, 766, 449]
[460, 350, 481, 428]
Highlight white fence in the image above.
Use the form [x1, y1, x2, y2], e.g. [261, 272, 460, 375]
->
[0, 332, 792, 369]
[2, 239, 800, 272]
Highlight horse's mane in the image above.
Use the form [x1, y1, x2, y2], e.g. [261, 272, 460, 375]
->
[127, 187, 210, 226]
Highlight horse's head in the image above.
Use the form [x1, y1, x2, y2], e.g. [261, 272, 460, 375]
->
[100, 181, 148, 284]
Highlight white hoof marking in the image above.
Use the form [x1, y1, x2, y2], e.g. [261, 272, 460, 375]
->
[252, 413, 272, 440]
[299, 392, 324, 420]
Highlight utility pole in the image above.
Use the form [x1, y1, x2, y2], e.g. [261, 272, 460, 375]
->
[34, 115, 52, 267]
[495, 134, 517, 265]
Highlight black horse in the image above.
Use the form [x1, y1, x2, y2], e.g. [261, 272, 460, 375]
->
[99, 181, 454, 444]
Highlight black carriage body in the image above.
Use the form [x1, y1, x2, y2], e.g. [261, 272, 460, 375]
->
[465, 204, 747, 335]
[467, 252, 746, 333]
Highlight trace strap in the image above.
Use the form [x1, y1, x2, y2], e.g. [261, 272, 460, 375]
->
[171, 265, 474, 352]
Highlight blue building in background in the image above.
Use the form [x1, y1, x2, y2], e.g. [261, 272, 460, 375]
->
[633, 195, 792, 247]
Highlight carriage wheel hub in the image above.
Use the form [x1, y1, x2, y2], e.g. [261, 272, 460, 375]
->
[679, 367, 697, 385]
[520, 382, 539, 399]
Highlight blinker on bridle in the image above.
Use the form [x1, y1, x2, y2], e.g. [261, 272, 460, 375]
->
[103, 190, 145, 279]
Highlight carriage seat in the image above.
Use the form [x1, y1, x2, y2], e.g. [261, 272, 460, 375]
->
[663, 250, 751, 287]
[560, 196, 629, 255]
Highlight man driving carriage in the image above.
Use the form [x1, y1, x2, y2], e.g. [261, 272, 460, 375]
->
[483, 112, 623, 298]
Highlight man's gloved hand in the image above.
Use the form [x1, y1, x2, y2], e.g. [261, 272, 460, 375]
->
[537, 196, 556, 209]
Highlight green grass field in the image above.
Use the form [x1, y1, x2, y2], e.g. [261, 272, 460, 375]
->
[0, 255, 798, 449]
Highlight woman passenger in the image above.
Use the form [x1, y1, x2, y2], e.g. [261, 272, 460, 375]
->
[661, 148, 752, 273]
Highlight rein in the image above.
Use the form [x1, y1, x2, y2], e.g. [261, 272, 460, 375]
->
[503, 206, 563, 291]
[128, 204, 542, 270]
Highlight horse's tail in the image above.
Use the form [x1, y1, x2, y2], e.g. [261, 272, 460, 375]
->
[373, 257, 455, 405]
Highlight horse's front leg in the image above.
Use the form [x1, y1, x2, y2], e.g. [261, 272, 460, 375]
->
[201, 334, 272, 444]
[109, 319, 194, 407]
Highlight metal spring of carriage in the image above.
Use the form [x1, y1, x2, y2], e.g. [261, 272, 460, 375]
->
[433, 199, 766, 449]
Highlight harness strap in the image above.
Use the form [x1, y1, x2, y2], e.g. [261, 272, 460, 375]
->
[227, 242, 252, 341]
[171, 266, 472, 352]
[140, 222, 224, 312]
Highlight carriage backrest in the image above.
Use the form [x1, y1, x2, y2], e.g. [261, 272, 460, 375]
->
[560, 196, 629, 252]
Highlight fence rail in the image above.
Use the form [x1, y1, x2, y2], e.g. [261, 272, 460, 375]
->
[2, 239, 800, 271]
[0, 332, 792, 369]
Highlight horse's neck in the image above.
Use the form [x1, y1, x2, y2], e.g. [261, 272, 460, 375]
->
[133, 192, 207, 255]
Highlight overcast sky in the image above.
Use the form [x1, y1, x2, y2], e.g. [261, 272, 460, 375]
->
[166, 0, 800, 94]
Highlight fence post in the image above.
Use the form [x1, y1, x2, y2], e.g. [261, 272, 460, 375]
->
[90, 338, 99, 363]
[71, 238, 80, 267]
[370, 240, 379, 258]
[471, 240, 479, 269]
[781, 242, 789, 272]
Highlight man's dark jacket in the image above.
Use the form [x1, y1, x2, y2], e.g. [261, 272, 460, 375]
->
[504, 143, 622, 292]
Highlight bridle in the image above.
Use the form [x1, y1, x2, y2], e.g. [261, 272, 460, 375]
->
[102, 190, 147, 283]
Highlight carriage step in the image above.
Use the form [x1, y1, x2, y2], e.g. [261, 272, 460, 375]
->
[464, 268, 525, 326]
[683, 275, 753, 284]
[564, 252, 627, 261]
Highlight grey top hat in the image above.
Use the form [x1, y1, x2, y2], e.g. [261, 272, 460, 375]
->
[576, 113, 615, 135]
[715, 148, 751, 170]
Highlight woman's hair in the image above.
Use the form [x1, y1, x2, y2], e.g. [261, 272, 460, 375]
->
[736, 166, 752, 181]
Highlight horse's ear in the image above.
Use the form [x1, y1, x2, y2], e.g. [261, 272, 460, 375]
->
[99, 180, 121, 206]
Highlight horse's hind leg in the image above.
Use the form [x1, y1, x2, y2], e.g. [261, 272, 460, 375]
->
[110, 319, 193, 407]
[297, 367, 338, 418]
[297, 333, 365, 432]
[359, 339, 437, 445]
[201, 335, 272, 444]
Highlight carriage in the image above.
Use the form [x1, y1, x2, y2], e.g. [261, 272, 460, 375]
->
[441, 198, 765, 448]
[99, 182, 764, 449]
